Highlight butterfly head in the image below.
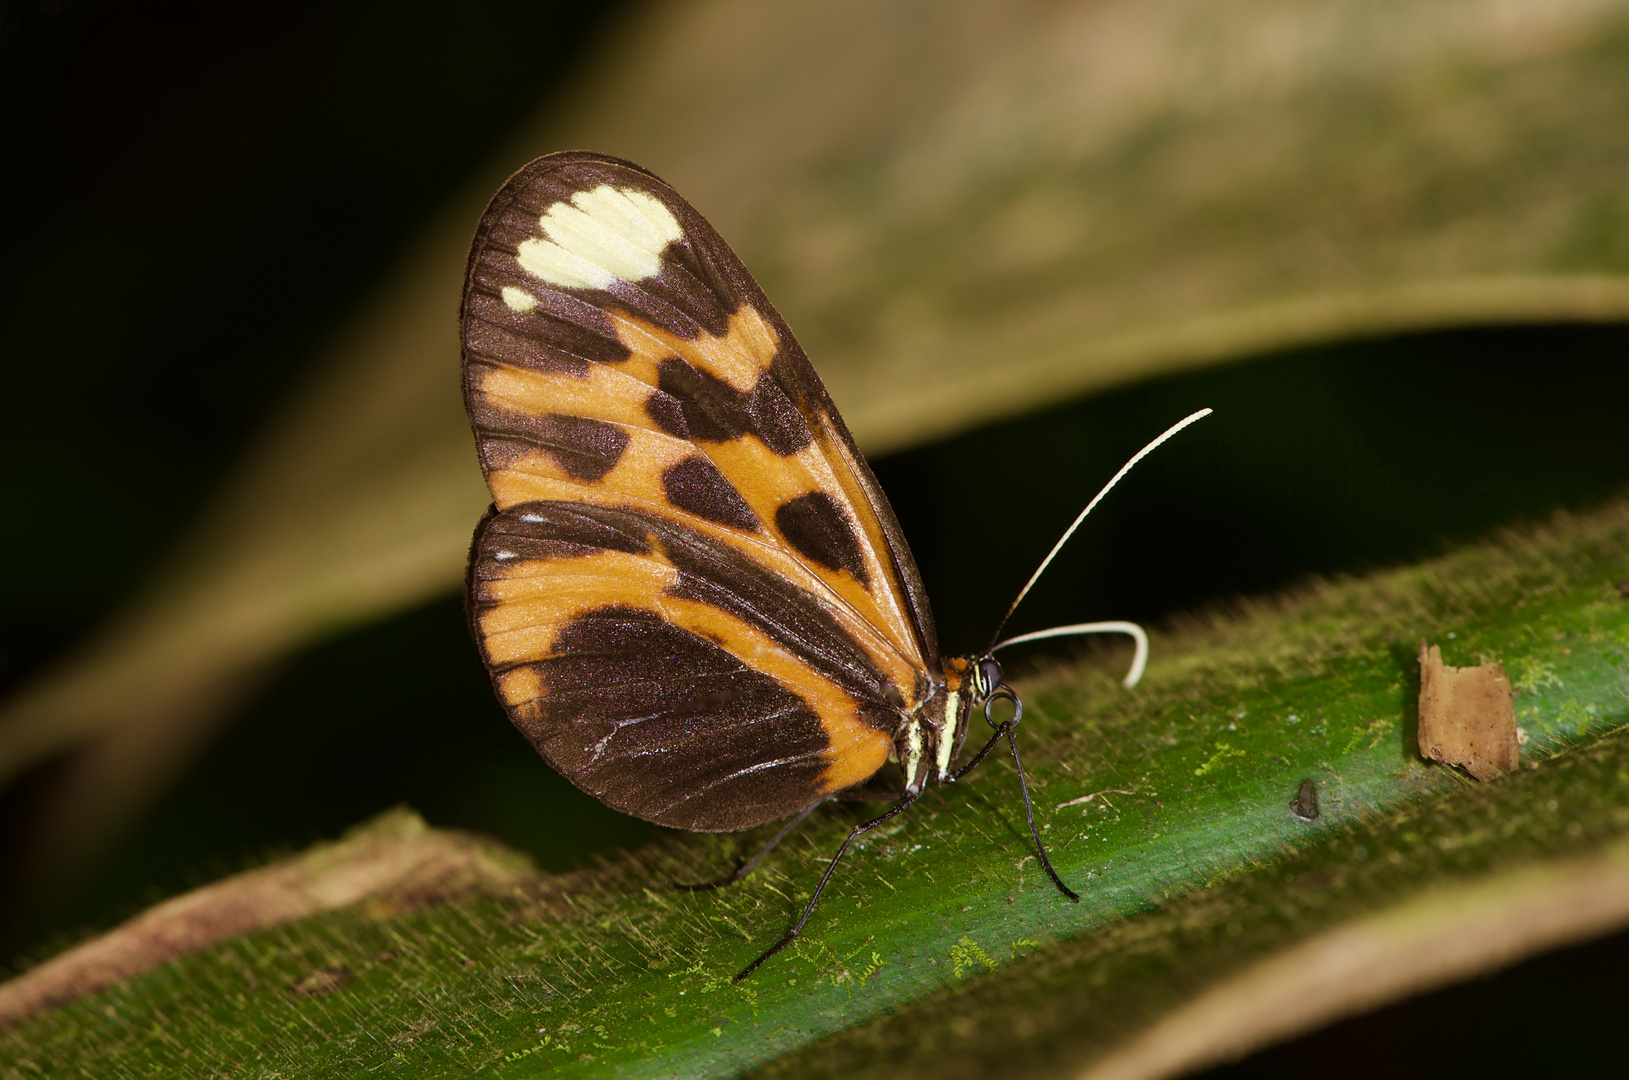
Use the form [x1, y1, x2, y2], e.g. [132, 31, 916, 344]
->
[971, 655, 1005, 700]
[898, 653, 1013, 794]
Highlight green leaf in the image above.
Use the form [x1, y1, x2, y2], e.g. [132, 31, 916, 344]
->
[4, 498, 1626, 1077]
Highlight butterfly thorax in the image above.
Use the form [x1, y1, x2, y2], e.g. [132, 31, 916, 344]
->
[897, 655, 1007, 795]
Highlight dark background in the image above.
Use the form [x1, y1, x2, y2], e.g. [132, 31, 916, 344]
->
[1, 3, 1626, 1076]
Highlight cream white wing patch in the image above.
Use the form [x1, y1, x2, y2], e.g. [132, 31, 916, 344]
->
[501, 286, 538, 312]
[515, 184, 683, 290]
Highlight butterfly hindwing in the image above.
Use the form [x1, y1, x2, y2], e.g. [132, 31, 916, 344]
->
[469, 504, 892, 829]
[461, 152, 940, 829]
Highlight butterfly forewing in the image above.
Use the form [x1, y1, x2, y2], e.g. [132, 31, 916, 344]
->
[461, 152, 938, 830]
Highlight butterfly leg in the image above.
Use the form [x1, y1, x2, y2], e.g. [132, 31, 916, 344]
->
[946, 721, 1011, 782]
[734, 792, 920, 983]
[1002, 724, 1079, 902]
[671, 799, 822, 892]
[946, 693, 1080, 904]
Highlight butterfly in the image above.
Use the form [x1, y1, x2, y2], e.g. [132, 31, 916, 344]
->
[459, 150, 1209, 979]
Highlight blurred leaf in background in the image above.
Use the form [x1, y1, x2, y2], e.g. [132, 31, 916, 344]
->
[1, 0, 1628, 1072]
[0, 0, 633, 946]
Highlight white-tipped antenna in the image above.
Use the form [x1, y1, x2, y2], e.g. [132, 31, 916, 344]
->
[985, 408, 1213, 681]
[993, 622, 1148, 688]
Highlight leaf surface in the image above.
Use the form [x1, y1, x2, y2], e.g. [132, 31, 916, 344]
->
[4, 499, 1627, 1078]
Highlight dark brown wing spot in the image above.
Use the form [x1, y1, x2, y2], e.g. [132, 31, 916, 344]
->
[662, 455, 759, 531]
[654, 357, 750, 441]
[749, 368, 811, 456]
[643, 387, 688, 438]
[774, 491, 870, 585]
[650, 357, 811, 455]
[534, 414, 630, 482]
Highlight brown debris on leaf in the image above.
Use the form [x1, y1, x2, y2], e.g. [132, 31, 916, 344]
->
[0, 808, 535, 1028]
[1417, 639, 1519, 781]
[288, 965, 353, 997]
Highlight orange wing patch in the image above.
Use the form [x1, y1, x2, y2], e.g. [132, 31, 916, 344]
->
[474, 358, 661, 437]
[606, 305, 776, 393]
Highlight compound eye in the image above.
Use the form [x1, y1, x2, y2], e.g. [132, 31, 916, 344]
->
[976, 657, 1005, 697]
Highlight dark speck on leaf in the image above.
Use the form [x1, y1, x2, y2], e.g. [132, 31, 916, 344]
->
[1289, 779, 1320, 821]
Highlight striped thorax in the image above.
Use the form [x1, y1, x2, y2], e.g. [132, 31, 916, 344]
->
[896, 654, 1009, 794]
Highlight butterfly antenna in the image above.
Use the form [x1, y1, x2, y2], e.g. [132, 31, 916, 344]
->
[986, 408, 1213, 651]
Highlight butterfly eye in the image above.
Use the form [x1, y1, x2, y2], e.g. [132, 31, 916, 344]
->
[975, 657, 1005, 699]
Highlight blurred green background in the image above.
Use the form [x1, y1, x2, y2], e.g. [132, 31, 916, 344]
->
[2, 1, 1627, 1076]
